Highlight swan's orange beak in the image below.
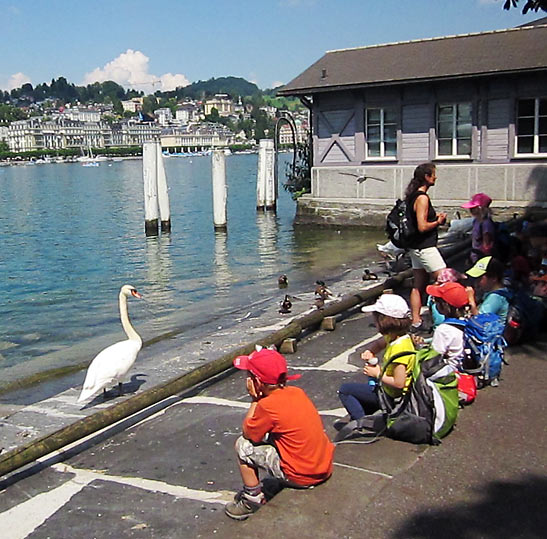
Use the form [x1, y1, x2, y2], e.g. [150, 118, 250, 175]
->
[131, 290, 143, 299]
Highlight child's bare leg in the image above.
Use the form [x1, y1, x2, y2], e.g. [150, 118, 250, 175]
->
[238, 458, 260, 488]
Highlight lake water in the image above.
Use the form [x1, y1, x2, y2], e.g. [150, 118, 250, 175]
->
[0, 154, 384, 386]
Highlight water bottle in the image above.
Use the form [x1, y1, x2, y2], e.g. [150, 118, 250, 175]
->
[366, 357, 379, 388]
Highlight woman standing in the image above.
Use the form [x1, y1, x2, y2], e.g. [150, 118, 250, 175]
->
[405, 162, 447, 331]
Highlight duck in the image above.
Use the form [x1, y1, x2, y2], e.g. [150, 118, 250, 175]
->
[362, 269, 379, 281]
[314, 280, 333, 300]
[78, 285, 143, 403]
[279, 294, 292, 314]
[278, 274, 288, 288]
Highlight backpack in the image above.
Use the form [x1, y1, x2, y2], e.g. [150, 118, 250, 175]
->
[492, 289, 545, 346]
[456, 372, 477, 405]
[445, 313, 507, 387]
[385, 199, 416, 249]
[334, 348, 459, 445]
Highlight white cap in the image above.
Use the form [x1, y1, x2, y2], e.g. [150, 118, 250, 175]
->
[361, 293, 410, 319]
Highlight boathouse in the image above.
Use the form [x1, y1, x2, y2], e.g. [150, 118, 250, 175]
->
[278, 20, 547, 226]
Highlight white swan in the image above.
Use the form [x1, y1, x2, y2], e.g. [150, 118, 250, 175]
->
[78, 285, 143, 403]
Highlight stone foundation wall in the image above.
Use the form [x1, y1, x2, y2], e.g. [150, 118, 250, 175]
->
[295, 162, 547, 227]
[294, 197, 547, 227]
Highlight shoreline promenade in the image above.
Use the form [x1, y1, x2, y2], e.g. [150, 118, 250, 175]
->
[0, 254, 545, 538]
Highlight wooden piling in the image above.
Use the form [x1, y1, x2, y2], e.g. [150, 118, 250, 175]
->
[257, 139, 275, 211]
[143, 142, 159, 236]
[212, 150, 227, 230]
[156, 143, 171, 233]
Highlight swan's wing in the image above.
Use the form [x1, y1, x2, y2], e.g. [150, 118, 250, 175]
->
[78, 340, 141, 402]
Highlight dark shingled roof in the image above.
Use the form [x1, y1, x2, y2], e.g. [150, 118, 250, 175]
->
[278, 24, 547, 96]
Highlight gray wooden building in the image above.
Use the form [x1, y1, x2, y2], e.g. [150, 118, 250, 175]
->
[278, 21, 547, 226]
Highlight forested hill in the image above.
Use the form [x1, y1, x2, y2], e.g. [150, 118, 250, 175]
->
[166, 77, 262, 100]
[2, 76, 275, 106]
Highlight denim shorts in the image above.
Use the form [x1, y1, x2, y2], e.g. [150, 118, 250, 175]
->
[408, 246, 446, 273]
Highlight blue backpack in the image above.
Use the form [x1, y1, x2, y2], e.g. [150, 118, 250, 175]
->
[444, 313, 507, 387]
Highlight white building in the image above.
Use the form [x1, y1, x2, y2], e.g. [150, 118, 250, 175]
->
[204, 94, 234, 117]
[161, 122, 235, 152]
[62, 107, 101, 123]
[7, 116, 160, 151]
[155, 107, 173, 126]
[176, 102, 201, 124]
[121, 98, 144, 113]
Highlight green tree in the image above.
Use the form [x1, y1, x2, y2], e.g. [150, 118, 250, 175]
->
[0, 103, 27, 124]
[503, 0, 547, 13]
[142, 95, 158, 114]
[205, 107, 221, 123]
[283, 141, 311, 200]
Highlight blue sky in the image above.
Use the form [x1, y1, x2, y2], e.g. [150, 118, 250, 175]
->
[1, 0, 542, 93]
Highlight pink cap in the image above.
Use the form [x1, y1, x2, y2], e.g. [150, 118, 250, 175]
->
[461, 193, 492, 209]
[436, 268, 466, 284]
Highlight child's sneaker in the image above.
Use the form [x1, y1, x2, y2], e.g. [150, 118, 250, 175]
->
[225, 490, 266, 520]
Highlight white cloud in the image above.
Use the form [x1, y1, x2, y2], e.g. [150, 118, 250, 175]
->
[4, 72, 32, 91]
[270, 80, 285, 89]
[83, 49, 190, 93]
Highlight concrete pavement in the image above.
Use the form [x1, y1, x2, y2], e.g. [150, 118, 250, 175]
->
[0, 301, 545, 538]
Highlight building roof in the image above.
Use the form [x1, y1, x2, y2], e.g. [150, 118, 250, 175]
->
[278, 23, 547, 96]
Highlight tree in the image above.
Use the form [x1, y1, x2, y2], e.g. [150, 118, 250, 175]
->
[142, 95, 158, 114]
[283, 141, 311, 200]
[503, 0, 547, 13]
[205, 107, 220, 123]
[0, 103, 27, 124]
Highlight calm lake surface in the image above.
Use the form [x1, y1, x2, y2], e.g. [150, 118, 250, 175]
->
[0, 154, 384, 385]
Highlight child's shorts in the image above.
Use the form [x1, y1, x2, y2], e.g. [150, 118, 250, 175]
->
[235, 436, 286, 480]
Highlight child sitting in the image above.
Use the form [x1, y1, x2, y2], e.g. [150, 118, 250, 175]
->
[425, 282, 469, 372]
[466, 256, 510, 323]
[426, 268, 467, 330]
[226, 348, 334, 520]
[338, 294, 415, 421]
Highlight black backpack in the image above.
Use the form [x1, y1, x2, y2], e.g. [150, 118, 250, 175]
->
[385, 199, 416, 249]
[492, 288, 545, 345]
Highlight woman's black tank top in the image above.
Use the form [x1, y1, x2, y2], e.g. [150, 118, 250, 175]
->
[407, 191, 437, 250]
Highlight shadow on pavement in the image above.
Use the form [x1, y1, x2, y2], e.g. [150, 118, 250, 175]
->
[393, 474, 547, 539]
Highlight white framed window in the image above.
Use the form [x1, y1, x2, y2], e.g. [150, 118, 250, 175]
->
[365, 107, 397, 158]
[437, 103, 472, 157]
[516, 97, 547, 155]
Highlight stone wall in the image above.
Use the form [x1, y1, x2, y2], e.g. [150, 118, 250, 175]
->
[295, 162, 547, 227]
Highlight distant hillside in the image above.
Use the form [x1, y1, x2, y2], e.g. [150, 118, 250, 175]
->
[160, 76, 261, 100]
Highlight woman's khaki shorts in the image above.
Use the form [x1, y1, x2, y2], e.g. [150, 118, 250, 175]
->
[408, 246, 446, 273]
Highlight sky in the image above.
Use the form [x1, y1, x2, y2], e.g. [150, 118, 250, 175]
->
[1, 0, 543, 94]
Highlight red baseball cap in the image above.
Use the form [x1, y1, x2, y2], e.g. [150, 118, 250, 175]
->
[461, 193, 492, 209]
[426, 282, 469, 308]
[233, 348, 301, 385]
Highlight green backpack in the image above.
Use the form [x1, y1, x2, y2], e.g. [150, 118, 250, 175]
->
[380, 347, 459, 444]
[334, 347, 459, 445]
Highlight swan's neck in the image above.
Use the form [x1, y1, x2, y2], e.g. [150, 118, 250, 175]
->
[119, 292, 142, 344]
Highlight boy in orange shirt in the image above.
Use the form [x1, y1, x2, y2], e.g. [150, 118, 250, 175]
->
[226, 348, 334, 520]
